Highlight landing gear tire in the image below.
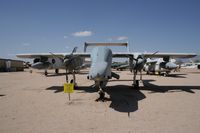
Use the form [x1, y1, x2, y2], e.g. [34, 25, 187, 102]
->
[96, 89, 105, 102]
[55, 69, 59, 74]
[29, 70, 32, 73]
[132, 80, 139, 89]
[158, 72, 161, 75]
[99, 90, 105, 100]
[70, 79, 77, 89]
[45, 70, 48, 76]
[163, 73, 167, 77]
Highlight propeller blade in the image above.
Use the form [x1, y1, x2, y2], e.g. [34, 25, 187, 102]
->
[64, 47, 78, 59]
[71, 47, 78, 54]
[152, 51, 159, 56]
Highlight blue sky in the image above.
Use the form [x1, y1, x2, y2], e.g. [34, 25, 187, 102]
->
[0, 0, 199, 59]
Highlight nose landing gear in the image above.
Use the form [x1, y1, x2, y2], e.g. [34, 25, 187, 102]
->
[95, 85, 106, 102]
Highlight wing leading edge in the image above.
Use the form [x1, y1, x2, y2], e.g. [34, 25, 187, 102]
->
[143, 53, 196, 58]
[16, 52, 91, 59]
[16, 52, 196, 59]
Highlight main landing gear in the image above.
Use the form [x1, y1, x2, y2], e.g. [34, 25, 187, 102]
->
[44, 70, 48, 76]
[132, 80, 139, 88]
[65, 69, 77, 86]
[55, 69, 59, 74]
[132, 70, 139, 88]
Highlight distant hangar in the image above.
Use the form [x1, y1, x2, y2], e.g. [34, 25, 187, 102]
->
[0, 58, 24, 72]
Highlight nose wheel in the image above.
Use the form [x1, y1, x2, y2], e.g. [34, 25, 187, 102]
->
[132, 80, 139, 89]
[95, 88, 105, 102]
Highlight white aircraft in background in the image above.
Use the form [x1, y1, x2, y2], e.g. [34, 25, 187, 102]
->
[17, 42, 197, 101]
[143, 58, 179, 76]
[179, 58, 200, 69]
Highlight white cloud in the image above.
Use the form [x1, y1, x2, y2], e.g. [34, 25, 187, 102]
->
[107, 36, 128, 41]
[64, 35, 68, 39]
[117, 36, 128, 41]
[22, 43, 31, 46]
[72, 30, 93, 37]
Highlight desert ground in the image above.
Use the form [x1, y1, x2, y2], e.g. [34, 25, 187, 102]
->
[0, 68, 200, 133]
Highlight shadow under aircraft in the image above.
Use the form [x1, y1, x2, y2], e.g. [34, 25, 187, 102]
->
[46, 84, 146, 114]
[0, 94, 5, 97]
[46, 80, 200, 115]
[140, 79, 200, 93]
[105, 85, 146, 114]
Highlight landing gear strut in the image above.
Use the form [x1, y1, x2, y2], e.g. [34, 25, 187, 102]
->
[72, 71, 76, 86]
[139, 70, 142, 81]
[65, 69, 68, 83]
[65, 69, 77, 86]
[44, 70, 48, 76]
[132, 70, 139, 88]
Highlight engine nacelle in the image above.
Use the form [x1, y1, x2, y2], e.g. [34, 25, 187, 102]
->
[165, 62, 177, 70]
[31, 62, 50, 69]
[32, 57, 63, 70]
[33, 58, 40, 63]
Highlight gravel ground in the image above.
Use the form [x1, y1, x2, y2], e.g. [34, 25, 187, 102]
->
[0, 68, 200, 133]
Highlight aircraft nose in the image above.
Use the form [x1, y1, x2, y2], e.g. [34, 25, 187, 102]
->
[89, 62, 108, 80]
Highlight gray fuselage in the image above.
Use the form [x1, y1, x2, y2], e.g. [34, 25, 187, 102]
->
[88, 47, 112, 87]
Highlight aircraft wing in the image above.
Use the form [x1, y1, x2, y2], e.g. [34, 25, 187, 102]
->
[16, 53, 66, 58]
[112, 52, 133, 58]
[17, 52, 196, 59]
[143, 53, 196, 58]
[72, 53, 90, 58]
[16, 52, 91, 59]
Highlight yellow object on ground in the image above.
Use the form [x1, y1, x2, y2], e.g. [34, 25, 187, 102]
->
[155, 72, 159, 75]
[64, 83, 74, 93]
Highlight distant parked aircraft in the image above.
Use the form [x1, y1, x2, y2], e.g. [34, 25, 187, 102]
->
[181, 62, 200, 69]
[143, 58, 178, 76]
[17, 47, 85, 79]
